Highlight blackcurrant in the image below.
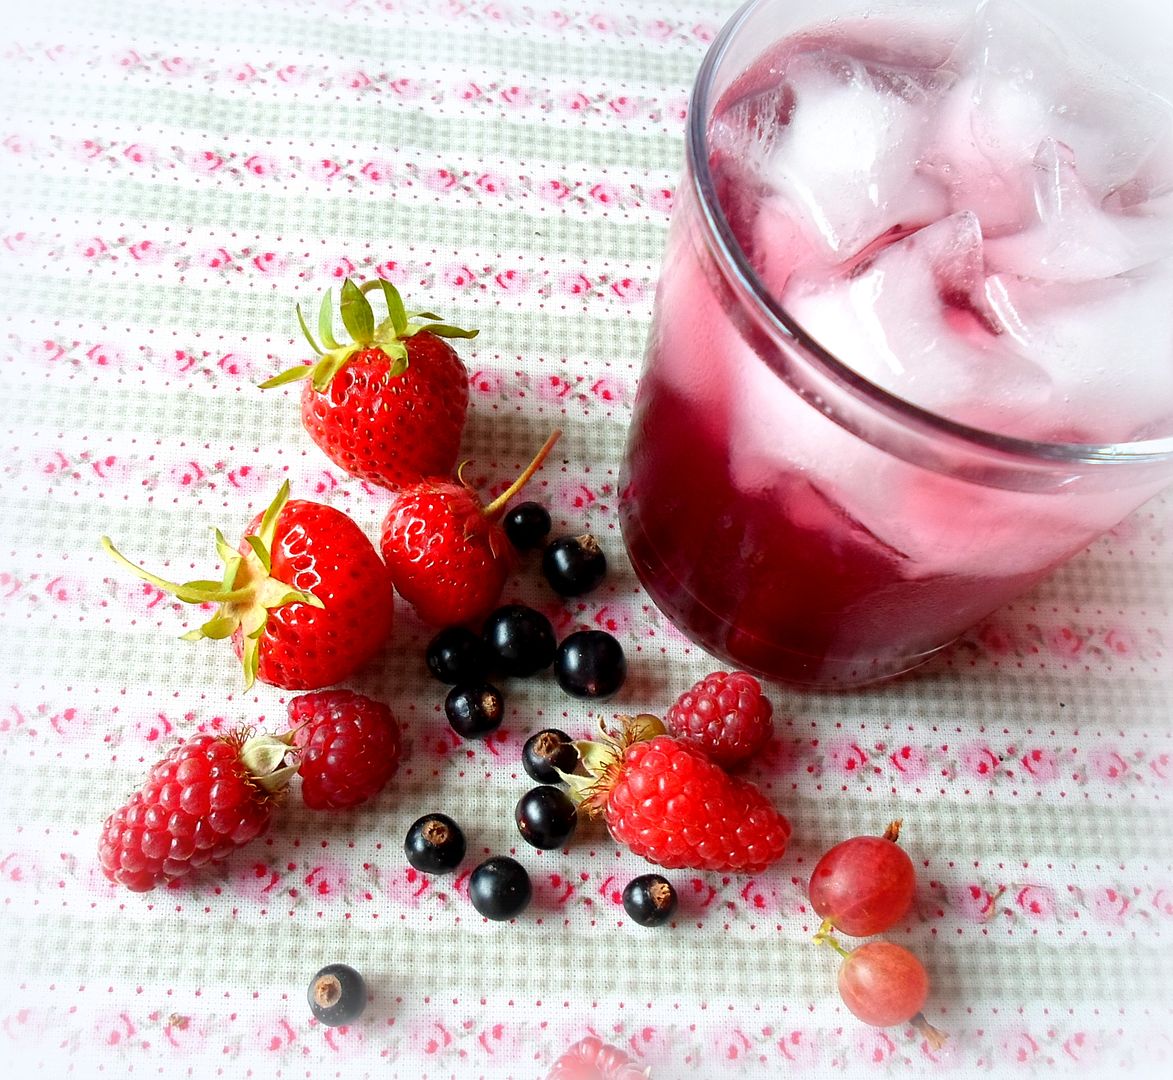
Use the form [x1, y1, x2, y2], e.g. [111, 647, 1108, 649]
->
[482, 604, 556, 677]
[542, 534, 607, 596]
[622, 874, 678, 927]
[554, 630, 626, 699]
[468, 856, 532, 920]
[404, 813, 466, 874]
[425, 626, 489, 684]
[514, 785, 578, 850]
[522, 728, 579, 783]
[307, 963, 367, 1026]
[445, 682, 505, 739]
[502, 500, 552, 551]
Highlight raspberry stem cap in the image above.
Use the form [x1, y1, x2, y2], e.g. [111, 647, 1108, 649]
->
[558, 714, 666, 813]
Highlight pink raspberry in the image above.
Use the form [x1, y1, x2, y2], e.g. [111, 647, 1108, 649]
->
[665, 670, 774, 769]
[547, 1035, 648, 1079]
[289, 690, 402, 810]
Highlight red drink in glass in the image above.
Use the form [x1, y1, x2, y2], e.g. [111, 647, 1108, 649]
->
[620, 0, 1173, 687]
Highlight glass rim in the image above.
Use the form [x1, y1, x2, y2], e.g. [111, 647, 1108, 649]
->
[686, 0, 1173, 468]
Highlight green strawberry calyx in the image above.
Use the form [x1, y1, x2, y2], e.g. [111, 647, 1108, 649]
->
[558, 713, 666, 816]
[100, 481, 324, 690]
[259, 277, 478, 393]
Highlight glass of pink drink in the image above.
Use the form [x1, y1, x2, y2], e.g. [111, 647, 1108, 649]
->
[620, 0, 1173, 687]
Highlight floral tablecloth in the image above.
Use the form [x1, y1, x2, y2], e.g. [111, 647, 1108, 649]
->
[1, 0, 1171, 1076]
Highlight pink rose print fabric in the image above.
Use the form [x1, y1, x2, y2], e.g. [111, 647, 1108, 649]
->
[0, 0, 1171, 1077]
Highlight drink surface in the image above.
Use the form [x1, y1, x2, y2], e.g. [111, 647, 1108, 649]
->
[620, 0, 1173, 685]
[710, 0, 1173, 443]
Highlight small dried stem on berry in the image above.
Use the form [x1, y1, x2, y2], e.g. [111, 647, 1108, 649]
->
[649, 881, 673, 910]
[532, 731, 562, 759]
[912, 1013, 949, 1051]
[882, 820, 903, 843]
[482, 430, 562, 519]
[313, 974, 343, 1009]
[422, 819, 450, 846]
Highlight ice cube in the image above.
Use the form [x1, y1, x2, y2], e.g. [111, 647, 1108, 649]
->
[781, 212, 1051, 427]
[985, 262, 1173, 442]
[750, 48, 950, 264]
[919, 71, 1046, 235]
[944, 0, 1173, 204]
[986, 138, 1173, 281]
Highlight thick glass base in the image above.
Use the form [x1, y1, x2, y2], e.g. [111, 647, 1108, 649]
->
[620, 498, 950, 689]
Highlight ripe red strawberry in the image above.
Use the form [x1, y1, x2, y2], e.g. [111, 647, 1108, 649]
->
[568, 716, 790, 874]
[665, 670, 775, 769]
[380, 431, 561, 626]
[102, 482, 394, 690]
[289, 690, 403, 810]
[261, 277, 475, 489]
[547, 1035, 649, 1080]
[98, 730, 296, 892]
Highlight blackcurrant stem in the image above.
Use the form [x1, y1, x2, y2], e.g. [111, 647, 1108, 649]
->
[911, 1012, 949, 1051]
[483, 430, 562, 519]
[883, 819, 903, 843]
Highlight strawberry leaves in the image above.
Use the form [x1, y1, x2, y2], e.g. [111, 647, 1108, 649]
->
[340, 278, 375, 343]
[101, 481, 324, 689]
[260, 277, 478, 392]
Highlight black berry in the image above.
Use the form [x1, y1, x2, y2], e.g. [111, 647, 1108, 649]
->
[503, 501, 552, 551]
[468, 856, 532, 920]
[425, 626, 489, 684]
[522, 728, 579, 783]
[405, 813, 466, 873]
[514, 785, 578, 850]
[482, 604, 556, 677]
[445, 683, 505, 739]
[622, 874, 678, 927]
[554, 630, 626, 699]
[307, 963, 367, 1026]
[542, 534, 607, 596]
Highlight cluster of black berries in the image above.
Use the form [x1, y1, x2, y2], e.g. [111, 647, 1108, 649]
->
[426, 502, 626, 743]
[402, 809, 532, 922]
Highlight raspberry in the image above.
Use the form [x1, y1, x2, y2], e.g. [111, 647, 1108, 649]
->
[98, 730, 294, 892]
[290, 691, 403, 810]
[546, 1035, 648, 1080]
[574, 720, 790, 875]
[665, 670, 775, 769]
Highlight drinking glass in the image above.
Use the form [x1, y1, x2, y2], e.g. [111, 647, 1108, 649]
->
[619, 0, 1173, 687]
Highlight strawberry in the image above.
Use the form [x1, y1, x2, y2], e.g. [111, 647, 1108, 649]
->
[261, 277, 476, 489]
[565, 716, 791, 874]
[102, 482, 394, 690]
[380, 431, 561, 627]
[98, 729, 297, 891]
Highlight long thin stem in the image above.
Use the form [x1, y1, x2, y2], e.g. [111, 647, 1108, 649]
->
[483, 429, 562, 518]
